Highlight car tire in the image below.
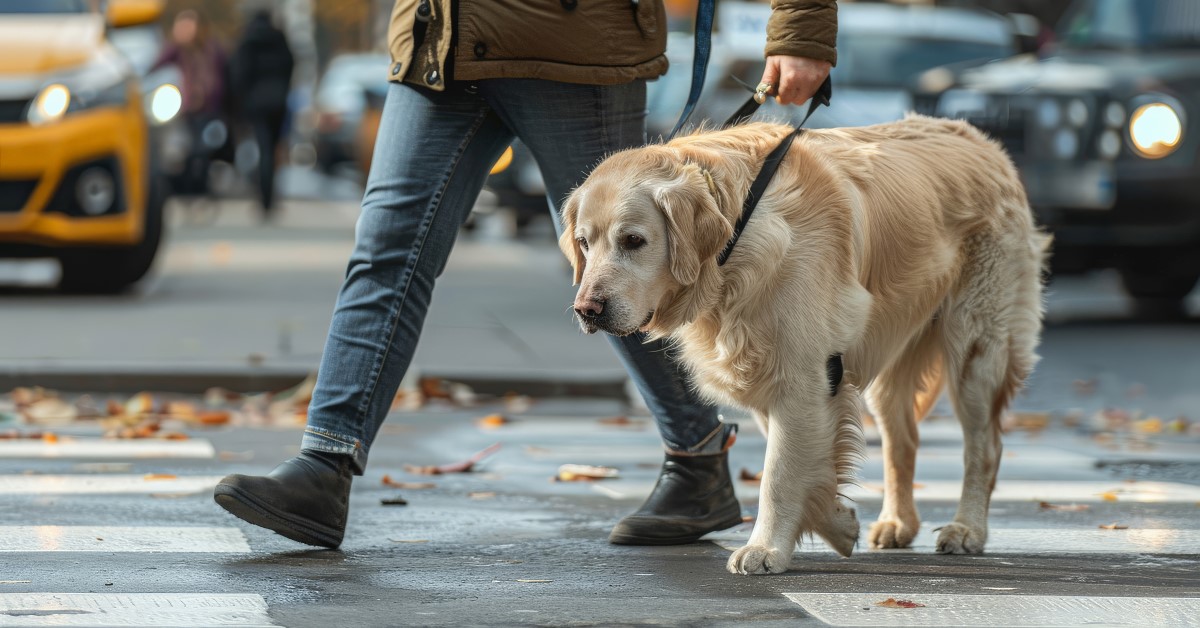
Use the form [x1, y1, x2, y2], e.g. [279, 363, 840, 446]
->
[57, 176, 166, 294]
[1119, 268, 1198, 317]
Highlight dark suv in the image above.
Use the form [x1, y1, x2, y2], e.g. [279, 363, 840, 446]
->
[913, 0, 1200, 307]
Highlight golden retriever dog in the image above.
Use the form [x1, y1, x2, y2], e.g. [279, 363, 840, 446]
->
[559, 115, 1049, 575]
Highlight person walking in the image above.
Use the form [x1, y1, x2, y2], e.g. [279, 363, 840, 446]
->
[214, 0, 837, 549]
[231, 10, 295, 218]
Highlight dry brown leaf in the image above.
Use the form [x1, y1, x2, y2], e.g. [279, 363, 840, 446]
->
[1133, 417, 1163, 434]
[403, 443, 501, 475]
[419, 377, 453, 400]
[741, 515, 755, 523]
[1039, 501, 1090, 512]
[875, 598, 925, 608]
[143, 473, 177, 481]
[381, 475, 437, 489]
[555, 464, 619, 482]
[468, 491, 496, 500]
[1098, 491, 1119, 502]
[197, 411, 232, 426]
[125, 392, 155, 417]
[739, 468, 763, 483]
[1099, 523, 1128, 530]
[160, 432, 190, 441]
[41, 432, 58, 444]
[476, 414, 510, 429]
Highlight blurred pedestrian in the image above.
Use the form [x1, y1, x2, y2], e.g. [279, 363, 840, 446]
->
[151, 9, 230, 196]
[231, 9, 295, 218]
[215, 0, 836, 549]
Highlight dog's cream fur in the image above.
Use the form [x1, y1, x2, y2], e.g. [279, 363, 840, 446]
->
[561, 115, 1049, 575]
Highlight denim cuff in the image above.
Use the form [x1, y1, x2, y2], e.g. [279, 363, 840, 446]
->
[301, 426, 368, 475]
[664, 421, 737, 457]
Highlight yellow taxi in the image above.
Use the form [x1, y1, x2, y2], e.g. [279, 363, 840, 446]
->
[0, 0, 180, 293]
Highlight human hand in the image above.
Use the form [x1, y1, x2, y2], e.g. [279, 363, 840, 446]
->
[758, 55, 832, 106]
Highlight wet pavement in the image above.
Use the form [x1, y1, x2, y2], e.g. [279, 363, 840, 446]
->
[1, 393, 1198, 627]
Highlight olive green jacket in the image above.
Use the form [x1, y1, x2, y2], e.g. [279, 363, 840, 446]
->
[387, 0, 837, 90]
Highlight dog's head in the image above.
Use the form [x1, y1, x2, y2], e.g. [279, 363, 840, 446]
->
[559, 148, 732, 336]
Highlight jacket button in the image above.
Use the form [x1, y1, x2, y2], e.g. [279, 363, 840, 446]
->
[561, 0, 577, 10]
[391, 63, 402, 76]
[473, 42, 487, 58]
[416, 0, 431, 21]
[425, 69, 440, 85]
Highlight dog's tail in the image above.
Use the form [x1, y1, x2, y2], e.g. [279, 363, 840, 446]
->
[830, 383, 867, 490]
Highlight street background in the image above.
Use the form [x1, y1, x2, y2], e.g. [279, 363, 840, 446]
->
[3, 0, 1200, 626]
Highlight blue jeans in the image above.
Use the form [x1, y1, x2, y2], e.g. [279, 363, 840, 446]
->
[301, 79, 729, 473]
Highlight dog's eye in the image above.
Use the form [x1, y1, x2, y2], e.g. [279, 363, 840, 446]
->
[622, 234, 646, 250]
[576, 237, 589, 251]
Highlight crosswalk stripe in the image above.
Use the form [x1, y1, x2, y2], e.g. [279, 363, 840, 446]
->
[708, 528, 1200, 555]
[0, 593, 273, 627]
[0, 526, 250, 553]
[596, 479, 1200, 503]
[783, 593, 1200, 627]
[0, 439, 215, 459]
[0, 475, 222, 495]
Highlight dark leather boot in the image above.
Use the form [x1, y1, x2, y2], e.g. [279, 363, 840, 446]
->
[214, 451, 353, 549]
[609, 451, 743, 545]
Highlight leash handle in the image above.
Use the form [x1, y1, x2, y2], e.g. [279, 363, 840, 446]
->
[668, 0, 716, 140]
[723, 75, 832, 129]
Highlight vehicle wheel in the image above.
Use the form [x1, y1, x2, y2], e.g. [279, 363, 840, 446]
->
[57, 176, 166, 294]
[1119, 268, 1198, 318]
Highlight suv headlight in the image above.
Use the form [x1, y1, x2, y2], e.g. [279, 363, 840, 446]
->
[26, 54, 133, 126]
[1127, 94, 1185, 159]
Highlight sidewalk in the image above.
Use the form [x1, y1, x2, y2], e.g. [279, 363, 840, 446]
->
[0, 198, 627, 396]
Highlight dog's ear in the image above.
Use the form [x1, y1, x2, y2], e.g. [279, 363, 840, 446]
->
[557, 189, 586, 286]
[654, 164, 733, 286]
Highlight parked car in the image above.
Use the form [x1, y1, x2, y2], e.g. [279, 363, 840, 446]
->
[0, 0, 178, 293]
[648, 2, 1017, 134]
[310, 53, 390, 174]
[913, 0, 1200, 306]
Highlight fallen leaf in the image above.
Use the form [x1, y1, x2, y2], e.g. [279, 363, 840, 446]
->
[468, 491, 496, 500]
[1005, 411, 1050, 432]
[555, 464, 619, 482]
[124, 392, 155, 418]
[741, 515, 755, 523]
[381, 475, 436, 489]
[381, 497, 408, 506]
[516, 579, 552, 583]
[739, 468, 763, 483]
[403, 443, 501, 475]
[23, 398, 77, 425]
[476, 414, 510, 429]
[197, 411, 232, 426]
[1098, 491, 1119, 502]
[165, 401, 197, 420]
[1039, 501, 1090, 512]
[419, 377, 453, 400]
[1133, 417, 1163, 434]
[143, 474, 177, 481]
[160, 432, 190, 441]
[876, 598, 925, 608]
[42, 432, 58, 444]
[1099, 523, 1128, 530]
[1167, 417, 1190, 433]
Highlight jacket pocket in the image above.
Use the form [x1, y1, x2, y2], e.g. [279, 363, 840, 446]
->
[632, 0, 659, 39]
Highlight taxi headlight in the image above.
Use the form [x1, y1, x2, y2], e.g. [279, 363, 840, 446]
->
[29, 84, 71, 125]
[147, 84, 182, 124]
[1129, 102, 1183, 159]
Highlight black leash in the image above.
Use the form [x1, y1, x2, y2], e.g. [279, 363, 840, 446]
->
[715, 76, 832, 267]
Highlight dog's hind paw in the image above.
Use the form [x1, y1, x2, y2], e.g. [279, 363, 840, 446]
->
[726, 544, 791, 575]
[868, 518, 918, 549]
[934, 521, 986, 554]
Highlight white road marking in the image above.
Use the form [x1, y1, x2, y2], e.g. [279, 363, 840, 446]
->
[0, 475, 222, 495]
[709, 528, 1200, 556]
[598, 479, 1200, 503]
[0, 593, 273, 627]
[0, 527, 250, 553]
[0, 439, 215, 459]
[783, 593, 1200, 627]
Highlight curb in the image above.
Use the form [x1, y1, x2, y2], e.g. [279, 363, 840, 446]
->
[0, 365, 630, 400]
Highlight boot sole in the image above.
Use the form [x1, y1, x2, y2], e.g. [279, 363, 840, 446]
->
[608, 512, 745, 546]
[214, 483, 343, 549]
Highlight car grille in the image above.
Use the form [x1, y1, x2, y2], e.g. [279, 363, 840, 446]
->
[0, 99, 28, 123]
[0, 179, 38, 214]
[967, 107, 1028, 158]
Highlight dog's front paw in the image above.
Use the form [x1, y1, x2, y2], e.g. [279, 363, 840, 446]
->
[935, 521, 986, 554]
[868, 517, 919, 549]
[726, 543, 791, 575]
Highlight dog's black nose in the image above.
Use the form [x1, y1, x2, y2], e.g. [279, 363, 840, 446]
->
[574, 297, 606, 319]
